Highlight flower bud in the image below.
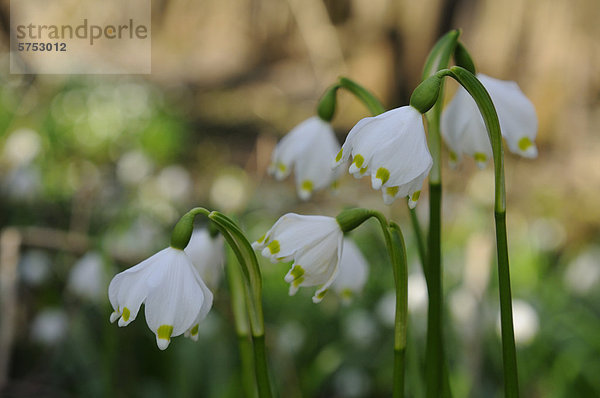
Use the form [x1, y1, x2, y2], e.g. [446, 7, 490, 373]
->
[410, 75, 443, 114]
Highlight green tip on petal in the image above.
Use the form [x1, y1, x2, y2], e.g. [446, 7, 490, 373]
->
[474, 152, 487, 168]
[157, 325, 174, 350]
[518, 137, 533, 151]
[122, 307, 131, 322]
[267, 240, 280, 254]
[335, 149, 343, 163]
[386, 186, 399, 197]
[353, 154, 365, 168]
[375, 167, 390, 185]
[411, 191, 421, 202]
[277, 162, 287, 173]
[190, 324, 199, 336]
[313, 289, 328, 303]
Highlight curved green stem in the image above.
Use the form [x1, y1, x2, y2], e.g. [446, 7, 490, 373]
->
[366, 211, 407, 398]
[431, 67, 518, 397]
[208, 212, 273, 398]
[170, 208, 273, 398]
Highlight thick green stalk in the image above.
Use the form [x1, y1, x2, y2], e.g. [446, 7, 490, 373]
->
[425, 183, 443, 398]
[419, 30, 459, 398]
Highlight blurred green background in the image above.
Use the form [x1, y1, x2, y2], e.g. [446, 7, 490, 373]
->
[1, 0, 599, 397]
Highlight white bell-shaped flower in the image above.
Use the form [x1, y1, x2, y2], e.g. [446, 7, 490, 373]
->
[331, 238, 368, 303]
[252, 213, 343, 303]
[269, 117, 344, 200]
[108, 247, 213, 350]
[184, 228, 225, 291]
[334, 106, 432, 207]
[441, 73, 538, 168]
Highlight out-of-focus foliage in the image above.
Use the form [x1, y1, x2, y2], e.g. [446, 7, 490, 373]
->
[1, 0, 599, 397]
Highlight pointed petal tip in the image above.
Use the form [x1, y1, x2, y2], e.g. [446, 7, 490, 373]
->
[520, 145, 538, 159]
[298, 189, 311, 201]
[407, 198, 418, 209]
[109, 311, 120, 323]
[475, 160, 487, 170]
[118, 317, 131, 327]
[371, 177, 383, 190]
[156, 337, 170, 350]
[348, 163, 360, 174]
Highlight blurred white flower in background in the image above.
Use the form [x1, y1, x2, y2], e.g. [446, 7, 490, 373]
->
[376, 270, 428, 328]
[67, 252, 109, 303]
[209, 169, 249, 213]
[253, 213, 343, 303]
[276, 321, 306, 354]
[496, 299, 539, 346]
[342, 309, 378, 348]
[331, 239, 368, 303]
[334, 106, 432, 207]
[116, 150, 153, 186]
[184, 228, 225, 291]
[2, 128, 41, 168]
[442, 74, 538, 168]
[564, 246, 600, 295]
[334, 367, 371, 398]
[269, 116, 343, 200]
[30, 308, 68, 346]
[156, 165, 192, 202]
[19, 249, 51, 286]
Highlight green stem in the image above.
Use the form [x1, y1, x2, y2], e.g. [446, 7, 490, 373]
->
[367, 212, 407, 398]
[208, 212, 273, 398]
[226, 249, 258, 398]
[170, 208, 273, 398]
[495, 211, 519, 398]
[431, 67, 518, 397]
[390, 222, 408, 398]
[425, 183, 443, 398]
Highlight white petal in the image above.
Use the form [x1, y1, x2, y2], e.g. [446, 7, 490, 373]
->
[184, 229, 225, 290]
[332, 239, 369, 301]
[144, 250, 206, 340]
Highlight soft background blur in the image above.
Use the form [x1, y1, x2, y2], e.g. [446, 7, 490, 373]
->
[1, 0, 599, 397]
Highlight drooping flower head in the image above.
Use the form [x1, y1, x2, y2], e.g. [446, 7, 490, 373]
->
[441, 73, 538, 168]
[334, 106, 432, 207]
[269, 117, 344, 200]
[331, 238, 369, 303]
[184, 228, 225, 291]
[108, 247, 213, 349]
[252, 213, 344, 303]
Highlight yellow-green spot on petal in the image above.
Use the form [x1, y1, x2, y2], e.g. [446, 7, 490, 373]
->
[190, 324, 199, 336]
[316, 289, 328, 300]
[292, 275, 305, 287]
[335, 149, 343, 163]
[277, 162, 287, 173]
[122, 307, 131, 322]
[518, 137, 533, 151]
[256, 233, 266, 243]
[353, 154, 364, 168]
[341, 288, 353, 300]
[386, 186, 399, 197]
[474, 152, 487, 163]
[359, 166, 368, 174]
[376, 167, 390, 185]
[268, 240, 280, 254]
[290, 265, 304, 280]
[449, 151, 458, 162]
[301, 180, 313, 192]
[157, 325, 173, 340]
[411, 191, 421, 202]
